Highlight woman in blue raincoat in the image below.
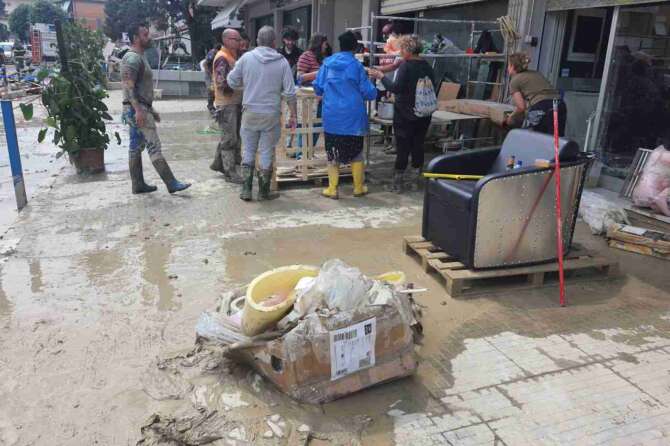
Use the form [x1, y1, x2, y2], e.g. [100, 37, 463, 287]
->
[313, 31, 377, 199]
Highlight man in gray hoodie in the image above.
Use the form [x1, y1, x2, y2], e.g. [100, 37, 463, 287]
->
[227, 26, 298, 201]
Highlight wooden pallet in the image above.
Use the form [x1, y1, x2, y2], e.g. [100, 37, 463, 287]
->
[272, 88, 326, 191]
[403, 236, 619, 297]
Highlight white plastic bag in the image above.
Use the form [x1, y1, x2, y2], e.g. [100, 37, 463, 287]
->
[317, 259, 372, 311]
[195, 311, 247, 345]
[652, 187, 670, 216]
[279, 260, 373, 327]
[632, 146, 670, 216]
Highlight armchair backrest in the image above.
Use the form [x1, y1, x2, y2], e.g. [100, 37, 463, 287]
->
[490, 129, 580, 173]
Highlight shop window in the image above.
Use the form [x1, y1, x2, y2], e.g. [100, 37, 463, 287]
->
[283, 6, 311, 50]
[567, 10, 607, 63]
[254, 14, 274, 45]
[596, 5, 670, 176]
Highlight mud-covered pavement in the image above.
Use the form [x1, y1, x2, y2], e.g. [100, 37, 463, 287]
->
[1, 92, 670, 445]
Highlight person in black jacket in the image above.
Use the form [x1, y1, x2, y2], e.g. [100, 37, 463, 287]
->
[371, 34, 435, 192]
[278, 27, 303, 79]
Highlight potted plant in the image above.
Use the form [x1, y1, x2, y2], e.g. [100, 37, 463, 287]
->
[37, 21, 119, 174]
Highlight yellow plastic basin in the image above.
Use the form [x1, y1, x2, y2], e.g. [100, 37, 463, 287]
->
[241, 265, 320, 336]
[375, 271, 407, 287]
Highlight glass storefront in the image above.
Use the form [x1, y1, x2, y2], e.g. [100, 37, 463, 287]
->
[595, 3, 670, 178]
[283, 6, 312, 50]
[253, 14, 275, 45]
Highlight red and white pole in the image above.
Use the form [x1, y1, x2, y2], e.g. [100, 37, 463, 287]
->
[553, 99, 566, 307]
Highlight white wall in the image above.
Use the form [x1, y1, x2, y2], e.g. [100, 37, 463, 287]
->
[333, 0, 363, 40]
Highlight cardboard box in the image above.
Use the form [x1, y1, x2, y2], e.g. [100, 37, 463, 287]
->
[437, 82, 461, 102]
[234, 303, 418, 404]
[438, 99, 514, 126]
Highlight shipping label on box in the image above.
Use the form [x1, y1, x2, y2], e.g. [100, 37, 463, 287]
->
[329, 318, 376, 381]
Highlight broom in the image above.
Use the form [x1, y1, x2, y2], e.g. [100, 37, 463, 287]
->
[553, 99, 567, 307]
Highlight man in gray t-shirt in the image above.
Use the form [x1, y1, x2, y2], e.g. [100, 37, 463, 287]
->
[121, 23, 191, 194]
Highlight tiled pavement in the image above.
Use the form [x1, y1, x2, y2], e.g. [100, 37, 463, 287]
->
[392, 326, 670, 445]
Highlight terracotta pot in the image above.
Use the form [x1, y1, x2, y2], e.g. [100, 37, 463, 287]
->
[70, 148, 105, 174]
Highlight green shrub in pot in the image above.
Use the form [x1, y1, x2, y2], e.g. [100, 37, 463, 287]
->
[36, 21, 120, 173]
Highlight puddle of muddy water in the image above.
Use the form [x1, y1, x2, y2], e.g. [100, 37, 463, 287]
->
[141, 241, 178, 312]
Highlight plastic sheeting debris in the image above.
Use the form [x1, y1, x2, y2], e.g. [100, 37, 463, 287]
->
[632, 146, 670, 216]
[579, 190, 629, 235]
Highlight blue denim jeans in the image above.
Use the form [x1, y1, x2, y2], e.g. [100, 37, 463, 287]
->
[123, 107, 162, 160]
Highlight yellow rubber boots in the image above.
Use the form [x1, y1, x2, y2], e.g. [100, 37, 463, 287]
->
[322, 164, 339, 199]
[352, 161, 368, 197]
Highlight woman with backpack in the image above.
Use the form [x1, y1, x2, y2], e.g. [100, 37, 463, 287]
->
[370, 34, 436, 193]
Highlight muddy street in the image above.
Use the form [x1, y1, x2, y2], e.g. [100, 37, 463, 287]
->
[1, 93, 670, 445]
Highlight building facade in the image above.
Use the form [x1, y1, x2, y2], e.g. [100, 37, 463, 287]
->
[513, 0, 670, 187]
[63, 0, 107, 31]
[200, 0, 374, 48]
[201, 0, 670, 187]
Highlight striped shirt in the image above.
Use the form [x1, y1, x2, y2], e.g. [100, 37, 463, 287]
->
[297, 50, 320, 74]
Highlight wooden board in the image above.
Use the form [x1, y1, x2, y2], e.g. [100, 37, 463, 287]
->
[437, 82, 461, 102]
[624, 207, 670, 234]
[608, 240, 670, 260]
[607, 224, 670, 254]
[403, 236, 619, 297]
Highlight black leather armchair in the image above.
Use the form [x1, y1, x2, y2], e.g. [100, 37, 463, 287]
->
[422, 129, 590, 270]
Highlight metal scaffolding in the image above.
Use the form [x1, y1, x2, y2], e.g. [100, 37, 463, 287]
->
[368, 13, 510, 102]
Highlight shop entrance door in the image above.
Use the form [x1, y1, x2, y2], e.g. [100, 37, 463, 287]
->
[539, 8, 613, 150]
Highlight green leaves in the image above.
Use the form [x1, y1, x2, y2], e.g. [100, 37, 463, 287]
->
[115, 132, 121, 145]
[39, 21, 118, 154]
[19, 103, 33, 121]
[38, 128, 47, 143]
[37, 69, 50, 82]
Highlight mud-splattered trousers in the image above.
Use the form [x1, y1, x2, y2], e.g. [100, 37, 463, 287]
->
[123, 105, 163, 162]
[215, 104, 242, 170]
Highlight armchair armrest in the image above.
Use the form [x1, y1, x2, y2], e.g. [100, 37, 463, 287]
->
[426, 147, 501, 176]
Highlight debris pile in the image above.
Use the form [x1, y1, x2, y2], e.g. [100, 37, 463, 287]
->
[196, 259, 422, 404]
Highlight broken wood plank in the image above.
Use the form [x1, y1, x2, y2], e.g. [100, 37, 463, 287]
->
[608, 240, 670, 261]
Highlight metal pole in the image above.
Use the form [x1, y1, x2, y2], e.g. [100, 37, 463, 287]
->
[467, 21, 475, 98]
[155, 37, 163, 90]
[374, 14, 498, 26]
[366, 10, 376, 166]
[591, 6, 620, 157]
[1, 101, 28, 211]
